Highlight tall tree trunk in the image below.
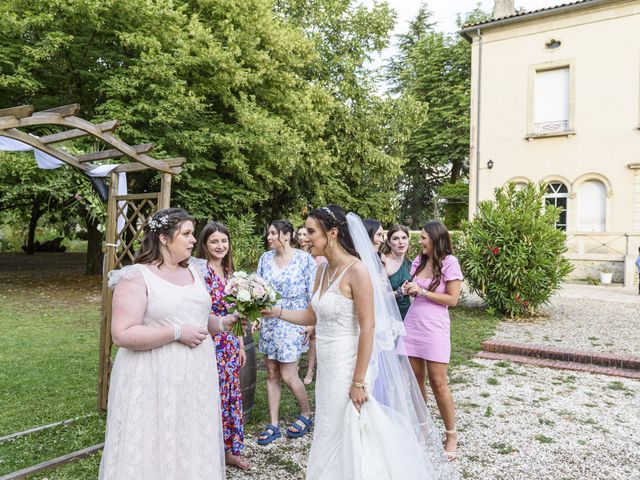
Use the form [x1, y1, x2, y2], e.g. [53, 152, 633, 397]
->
[85, 215, 103, 275]
[25, 198, 42, 255]
[450, 158, 463, 184]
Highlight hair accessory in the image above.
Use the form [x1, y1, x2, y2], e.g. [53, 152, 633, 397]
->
[148, 214, 169, 232]
[322, 206, 338, 223]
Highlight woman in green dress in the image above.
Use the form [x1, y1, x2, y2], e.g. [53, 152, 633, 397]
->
[381, 224, 412, 319]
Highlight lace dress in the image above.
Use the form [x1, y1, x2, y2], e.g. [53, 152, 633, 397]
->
[307, 265, 439, 480]
[99, 264, 225, 480]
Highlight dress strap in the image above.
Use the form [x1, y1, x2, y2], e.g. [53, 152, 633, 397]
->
[329, 261, 357, 289]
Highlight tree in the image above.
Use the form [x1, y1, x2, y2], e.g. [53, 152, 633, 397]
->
[387, 4, 490, 227]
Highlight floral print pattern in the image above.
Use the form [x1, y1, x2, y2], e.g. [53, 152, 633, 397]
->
[193, 259, 245, 455]
[257, 249, 316, 363]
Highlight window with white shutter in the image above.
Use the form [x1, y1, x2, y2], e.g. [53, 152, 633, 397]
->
[534, 67, 570, 134]
[577, 180, 606, 232]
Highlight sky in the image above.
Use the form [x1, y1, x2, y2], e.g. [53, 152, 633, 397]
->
[364, 0, 566, 64]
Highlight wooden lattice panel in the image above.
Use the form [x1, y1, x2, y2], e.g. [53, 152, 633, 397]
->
[113, 195, 159, 268]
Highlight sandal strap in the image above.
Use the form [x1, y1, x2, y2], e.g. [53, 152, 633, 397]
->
[445, 429, 457, 434]
[261, 424, 280, 435]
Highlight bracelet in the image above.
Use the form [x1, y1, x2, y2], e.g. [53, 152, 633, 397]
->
[174, 325, 181, 341]
[217, 316, 225, 332]
[239, 347, 245, 351]
[279, 306, 284, 318]
[421, 288, 428, 298]
[351, 380, 368, 389]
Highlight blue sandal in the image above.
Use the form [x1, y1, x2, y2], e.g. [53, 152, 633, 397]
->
[286, 414, 313, 438]
[257, 424, 281, 445]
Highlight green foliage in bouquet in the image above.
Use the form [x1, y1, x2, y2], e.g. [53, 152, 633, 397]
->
[458, 183, 573, 318]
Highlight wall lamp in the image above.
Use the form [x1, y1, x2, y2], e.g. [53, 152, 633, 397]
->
[487, 159, 494, 169]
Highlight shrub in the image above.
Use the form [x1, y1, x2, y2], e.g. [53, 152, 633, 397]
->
[437, 183, 469, 230]
[458, 183, 573, 318]
[223, 213, 264, 271]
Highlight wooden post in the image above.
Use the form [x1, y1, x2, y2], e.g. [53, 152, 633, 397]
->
[97, 172, 119, 412]
[159, 172, 172, 209]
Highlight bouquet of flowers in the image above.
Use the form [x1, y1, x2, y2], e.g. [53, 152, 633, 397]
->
[223, 271, 280, 337]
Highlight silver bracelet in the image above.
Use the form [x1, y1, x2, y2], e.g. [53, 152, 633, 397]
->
[217, 316, 225, 332]
[174, 325, 181, 341]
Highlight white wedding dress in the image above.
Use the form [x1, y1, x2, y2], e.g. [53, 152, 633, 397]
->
[99, 264, 225, 480]
[306, 213, 458, 480]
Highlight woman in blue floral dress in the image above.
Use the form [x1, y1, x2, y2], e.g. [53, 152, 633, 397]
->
[194, 222, 250, 470]
[256, 220, 316, 445]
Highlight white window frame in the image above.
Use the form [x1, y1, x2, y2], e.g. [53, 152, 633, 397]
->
[527, 59, 576, 139]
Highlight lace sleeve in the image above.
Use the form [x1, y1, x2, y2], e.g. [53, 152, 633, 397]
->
[107, 265, 143, 289]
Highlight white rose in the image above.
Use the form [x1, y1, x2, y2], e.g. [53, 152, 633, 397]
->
[237, 289, 251, 302]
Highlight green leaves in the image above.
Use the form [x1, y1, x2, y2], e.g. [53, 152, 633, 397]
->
[459, 183, 574, 318]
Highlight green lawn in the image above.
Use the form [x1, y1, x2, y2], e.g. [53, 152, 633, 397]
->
[0, 263, 498, 479]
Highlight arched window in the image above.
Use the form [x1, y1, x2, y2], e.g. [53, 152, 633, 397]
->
[577, 180, 606, 232]
[544, 182, 568, 230]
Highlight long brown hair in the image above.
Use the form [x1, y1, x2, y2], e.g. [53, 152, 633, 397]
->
[135, 208, 194, 268]
[196, 221, 235, 277]
[413, 221, 453, 292]
[380, 224, 410, 258]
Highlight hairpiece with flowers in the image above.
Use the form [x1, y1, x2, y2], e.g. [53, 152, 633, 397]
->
[322, 206, 338, 223]
[148, 214, 169, 232]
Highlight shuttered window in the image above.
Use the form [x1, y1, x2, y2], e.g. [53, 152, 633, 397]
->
[577, 181, 606, 232]
[534, 67, 570, 134]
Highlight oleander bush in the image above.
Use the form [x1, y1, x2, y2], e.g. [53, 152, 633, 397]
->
[458, 183, 573, 318]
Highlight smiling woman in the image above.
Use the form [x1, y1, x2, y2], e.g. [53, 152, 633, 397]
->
[99, 208, 240, 480]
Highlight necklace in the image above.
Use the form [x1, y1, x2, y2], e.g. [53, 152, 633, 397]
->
[327, 262, 344, 286]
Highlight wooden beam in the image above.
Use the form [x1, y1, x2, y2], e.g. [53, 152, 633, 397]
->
[37, 103, 81, 117]
[0, 105, 33, 119]
[0, 443, 103, 480]
[0, 116, 20, 130]
[113, 161, 181, 174]
[39, 120, 119, 144]
[77, 144, 155, 163]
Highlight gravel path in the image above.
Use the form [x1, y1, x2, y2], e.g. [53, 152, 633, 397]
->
[452, 359, 640, 480]
[225, 284, 640, 479]
[493, 284, 640, 356]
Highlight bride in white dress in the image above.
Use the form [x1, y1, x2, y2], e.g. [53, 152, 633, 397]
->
[262, 205, 458, 480]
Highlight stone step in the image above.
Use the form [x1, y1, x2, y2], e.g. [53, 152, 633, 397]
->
[476, 351, 640, 380]
[481, 339, 640, 370]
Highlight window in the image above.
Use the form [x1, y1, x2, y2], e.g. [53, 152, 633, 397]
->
[577, 181, 606, 232]
[544, 182, 568, 230]
[534, 67, 570, 135]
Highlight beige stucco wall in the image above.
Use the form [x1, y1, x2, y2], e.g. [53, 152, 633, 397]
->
[467, 0, 640, 235]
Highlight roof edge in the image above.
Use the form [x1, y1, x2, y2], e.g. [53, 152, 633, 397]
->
[459, 0, 609, 40]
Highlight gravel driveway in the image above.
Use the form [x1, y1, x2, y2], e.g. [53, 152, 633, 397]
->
[227, 284, 640, 479]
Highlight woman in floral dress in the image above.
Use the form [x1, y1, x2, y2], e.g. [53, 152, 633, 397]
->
[256, 220, 316, 445]
[194, 222, 250, 470]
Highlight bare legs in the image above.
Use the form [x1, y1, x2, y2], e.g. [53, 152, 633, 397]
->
[261, 357, 312, 440]
[409, 356, 458, 455]
[303, 336, 316, 384]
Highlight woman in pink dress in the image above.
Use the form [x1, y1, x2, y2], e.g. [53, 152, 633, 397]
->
[402, 221, 462, 462]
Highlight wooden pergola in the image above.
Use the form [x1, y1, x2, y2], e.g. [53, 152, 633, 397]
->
[0, 103, 185, 477]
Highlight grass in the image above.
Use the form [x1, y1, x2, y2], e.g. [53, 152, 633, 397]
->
[0, 253, 500, 479]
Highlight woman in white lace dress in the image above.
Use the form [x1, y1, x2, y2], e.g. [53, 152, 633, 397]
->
[99, 208, 239, 480]
[262, 205, 458, 480]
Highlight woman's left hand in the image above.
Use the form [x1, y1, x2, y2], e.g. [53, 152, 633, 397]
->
[260, 306, 279, 318]
[238, 347, 247, 367]
[302, 326, 315, 345]
[349, 385, 368, 412]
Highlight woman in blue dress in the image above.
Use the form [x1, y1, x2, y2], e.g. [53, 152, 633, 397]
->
[256, 220, 316, 445]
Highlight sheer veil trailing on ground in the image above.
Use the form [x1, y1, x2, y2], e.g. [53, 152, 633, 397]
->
[346, 213, 459, 480]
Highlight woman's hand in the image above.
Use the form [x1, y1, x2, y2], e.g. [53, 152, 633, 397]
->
[260, 306, 280, 318]
[221, 312, 240, 331]
[179, 324, 209, 348]
[238, 347, 247, 367]
[349, 385, 368, 412]
[303, 326, 315, 345]
[404, 281, 421, 296]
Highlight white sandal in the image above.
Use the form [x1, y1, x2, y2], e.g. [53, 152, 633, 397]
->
[442, 429, 459, 462]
